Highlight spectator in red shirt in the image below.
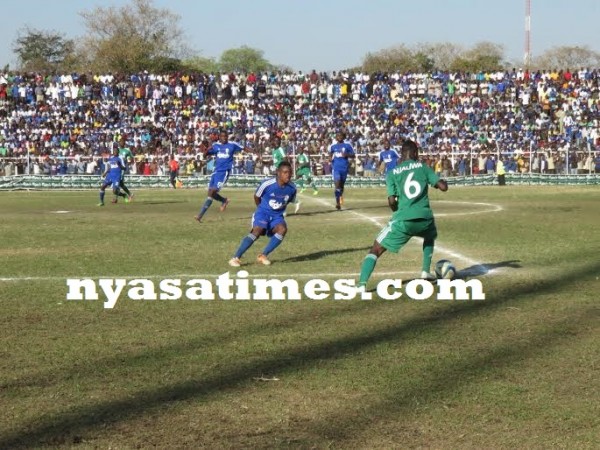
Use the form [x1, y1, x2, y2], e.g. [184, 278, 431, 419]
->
[169, 154, 180, 188]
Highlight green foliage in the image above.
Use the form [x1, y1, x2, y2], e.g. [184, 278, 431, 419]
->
[219, 46, 273, 74]
[362, 44, 417, 73]
[451, 41, 505, 72]
[150, 56, 184, 73]
[362, 41, 506, 73]
[78, 0, 187, 73]
[414, 51, 435, 72]
[10, 0, 600, 76]
[13, 27, 75, 72]
[182, 55, 220, 74]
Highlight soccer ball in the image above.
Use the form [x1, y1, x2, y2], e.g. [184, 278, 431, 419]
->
[435, 259, 456, 280]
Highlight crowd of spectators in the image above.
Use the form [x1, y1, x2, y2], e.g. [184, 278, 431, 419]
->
[1, 67, 600, 177]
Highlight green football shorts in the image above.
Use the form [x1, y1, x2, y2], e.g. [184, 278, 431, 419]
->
[376, 218, 437, 253]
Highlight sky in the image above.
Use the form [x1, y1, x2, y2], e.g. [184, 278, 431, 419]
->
[2, 0, 599, 72]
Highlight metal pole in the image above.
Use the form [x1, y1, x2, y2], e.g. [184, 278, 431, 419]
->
[291, 142, 296, 177]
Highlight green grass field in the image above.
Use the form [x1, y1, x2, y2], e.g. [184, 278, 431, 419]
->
[1, 185, 599, 449]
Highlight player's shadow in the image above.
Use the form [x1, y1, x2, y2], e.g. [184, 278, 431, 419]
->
[458, 260, 522, 277]
[363, 259, 522, 287]
[280, 246, 371, 263]
[293, 204, 389, 217]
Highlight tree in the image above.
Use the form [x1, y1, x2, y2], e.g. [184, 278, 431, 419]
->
[79, 0, 187, 73]
[449, 41, 506, 72]
[534, 45, 600, 69]
[361, 44, 416, 73]
[361, 41, 507, 74]
[13, 27, 75, 72]
[182, 55, 220, 74]
[413, 42, 464, 71]
[219, 46, 272, 73]
[414, 51, 435, 73]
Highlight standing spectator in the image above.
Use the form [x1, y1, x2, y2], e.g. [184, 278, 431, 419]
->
[458, 155, 467, 176]
[169, 154, 180, 188]
[477, 154, 486, 175]
[441, 155, 452, 178]
[497, 158, 506, 186]
[244, 156, 255, 175]
[434, 156, 442, 177]
[186, 159, 195, 177]
[142, 159, 151, 176]
[485, 156, 496, 174]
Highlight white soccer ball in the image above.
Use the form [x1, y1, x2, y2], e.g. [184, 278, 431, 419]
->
[435, 259, 456, 280]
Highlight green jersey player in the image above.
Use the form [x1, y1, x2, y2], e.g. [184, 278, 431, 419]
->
[296, 148, 319, 195]
[271, 136, 287, 170]
[117, 137, 134, 202]
[358, 139, 448, 288]
[271, 136, 301, 214]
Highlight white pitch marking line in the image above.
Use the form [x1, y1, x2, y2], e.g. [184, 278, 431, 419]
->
[2, 198, 502, 283]
[306, 195, 499, 275]
[0, 271, 417, 283]
[308, 200, 503, 221]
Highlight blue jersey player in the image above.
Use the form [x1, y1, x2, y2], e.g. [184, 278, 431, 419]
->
[329, 131, 355, 210]
[229, 161, 297, 267]
[98, 147, 127, 206]
[195, 131, 245, 222]
[378, 138, 400, 174]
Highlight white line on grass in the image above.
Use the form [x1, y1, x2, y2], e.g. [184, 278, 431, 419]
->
[312, 200, 502, 219]
[303, 194, 500, 276]
[2, 196, 502, 283]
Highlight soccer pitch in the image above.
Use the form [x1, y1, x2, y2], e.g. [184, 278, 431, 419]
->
[1, 186, 599, 448]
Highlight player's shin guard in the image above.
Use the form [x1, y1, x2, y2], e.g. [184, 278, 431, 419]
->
[422, 239, 434, 273]
[198, 197, 213, 217]
[99, 190, 105, 203]
[234, 234, 258, 258]
[358, 253, 378, 286]
[262, 233, 284, 256]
